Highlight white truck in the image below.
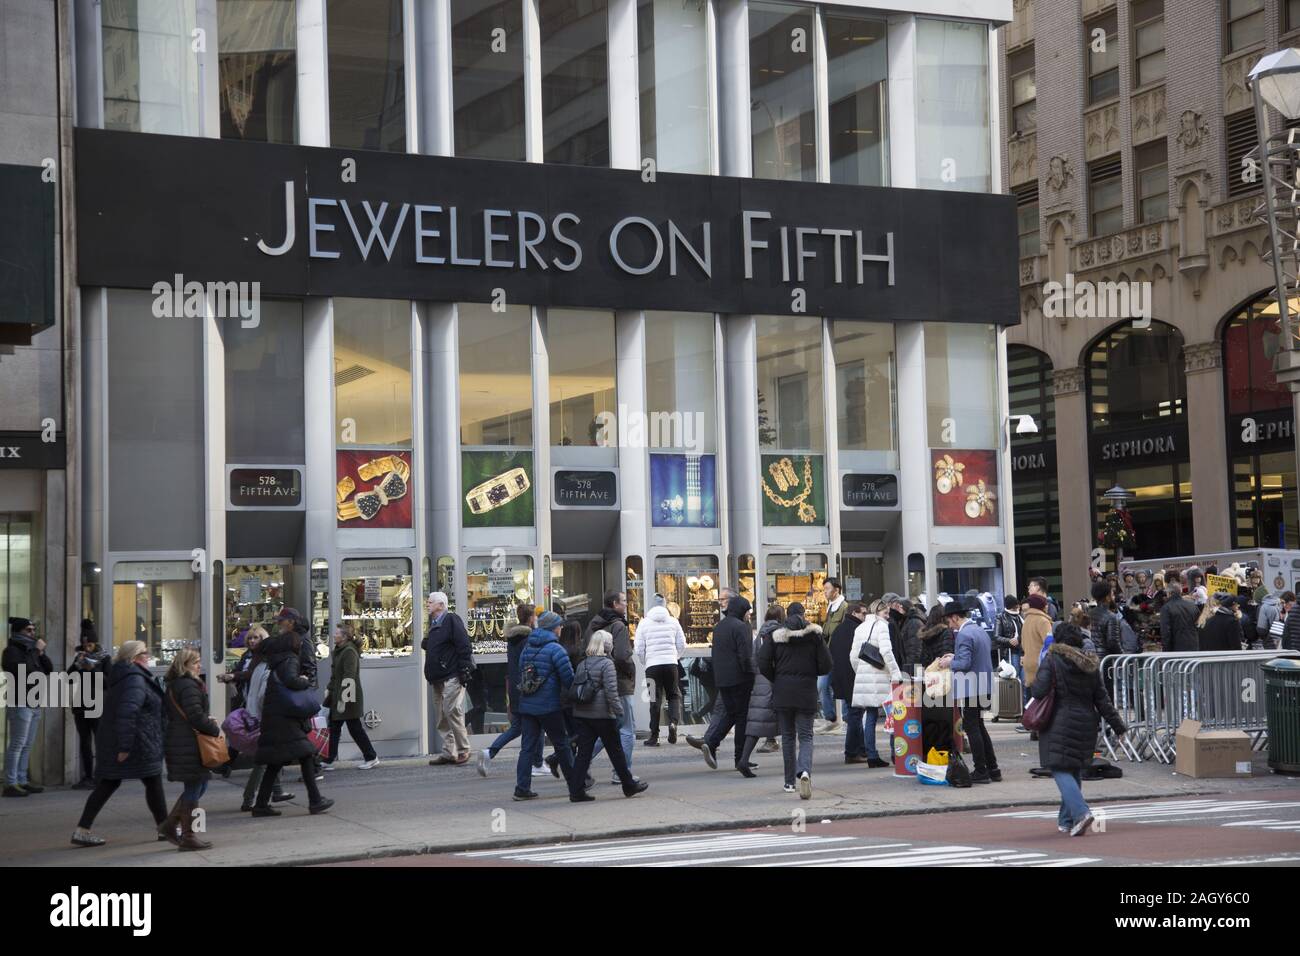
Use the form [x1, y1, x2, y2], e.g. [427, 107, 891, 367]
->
[1118, 548, 1300, 598]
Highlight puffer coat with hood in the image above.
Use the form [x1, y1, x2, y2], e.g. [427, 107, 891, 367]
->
[95, 659, 165, 781]
[743, 620, 781, 738]
[635, 605, 687, 669]
[1029, 641, 1127, 771]
[757, 615, 832, 711]
[710, 596, 755, 688]
[850, 613, 904, 709]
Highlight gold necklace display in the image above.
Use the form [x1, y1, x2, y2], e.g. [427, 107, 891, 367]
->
[762, 455, 818, 523]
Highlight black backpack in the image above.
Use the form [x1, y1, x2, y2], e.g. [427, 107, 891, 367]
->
[519, 647, 546, 696]
[566, 659, 600, 706]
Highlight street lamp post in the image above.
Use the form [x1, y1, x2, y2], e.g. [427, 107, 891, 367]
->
[1102, 484, 1132, 568]
[1248, 50, 1300, 497]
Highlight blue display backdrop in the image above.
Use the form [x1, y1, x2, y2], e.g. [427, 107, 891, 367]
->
[650, 454, 717, 528]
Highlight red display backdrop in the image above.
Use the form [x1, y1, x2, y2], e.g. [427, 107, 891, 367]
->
[930, 449, 998, 527]
[336, 450, 413, 528]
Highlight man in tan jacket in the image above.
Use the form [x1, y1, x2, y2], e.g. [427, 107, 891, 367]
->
[1021, 593, 1054, 691]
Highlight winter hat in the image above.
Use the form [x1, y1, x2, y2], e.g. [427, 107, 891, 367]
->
[538, 610, 563, 631]
[9, 617, 32, 634]
[275, 607, 304, 625]
[943, 601, 967, 619]
[1192, 586, 1208, 605]
[881, 592, 902, 606]
[651, 593, 667, 608]
[1026, 594, 1048, 612]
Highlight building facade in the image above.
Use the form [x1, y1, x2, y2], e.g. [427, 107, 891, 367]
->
[5, 0, 1019, 777]
[1001, 0, 1300, 603]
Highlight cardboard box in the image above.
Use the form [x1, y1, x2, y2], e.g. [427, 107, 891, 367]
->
[1174, 720, 1254, 778]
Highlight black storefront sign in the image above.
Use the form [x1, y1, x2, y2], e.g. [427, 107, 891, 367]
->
[0, 431, 65, 469]
[1228, 408, 1295, 456]
[841, 473, 899, 507]
[1089, 422, 1189, 465]
[1010, 441, 1057, 481]
[553, 470, 618, 507]
[229, 467, 302, 507]
[75, 129, 1019, 325]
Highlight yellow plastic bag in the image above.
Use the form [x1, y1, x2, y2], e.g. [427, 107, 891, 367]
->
[926, 747, 949, 766]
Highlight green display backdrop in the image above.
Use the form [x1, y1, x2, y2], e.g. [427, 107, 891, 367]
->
[462, 450, 535, 527]
[760, 454, 826, 526]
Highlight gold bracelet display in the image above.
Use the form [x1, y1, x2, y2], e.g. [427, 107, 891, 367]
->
[761, 455, 818, 523]
[338, 455, 411, 521]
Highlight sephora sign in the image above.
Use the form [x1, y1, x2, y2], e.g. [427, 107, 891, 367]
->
[75, 129, 1019, 325]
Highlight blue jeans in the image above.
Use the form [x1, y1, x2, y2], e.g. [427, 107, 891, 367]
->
[817, 674, 835, 721]
[515, 711, 573, 793]
[4, 706, 40, 786]
[182, 779, 208, 801]
[592, 695, 636, 771]
[1052, 770, 1090, 829]
[1011, 653, 1027, 703]
[488, 711, 542, 765]
[843, 703, 881, 759]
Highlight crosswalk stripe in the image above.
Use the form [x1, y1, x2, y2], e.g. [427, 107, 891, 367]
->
[472, 834, 855, 864]
[809, 849, 1052, 867]
[990, 800, 1300, 822]
[628, 842, 913, 867]
[460, 830, 753, 857]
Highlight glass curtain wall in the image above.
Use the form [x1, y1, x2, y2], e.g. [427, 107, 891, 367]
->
[102, 0, 203, 134]
[452, 0, 526, 161]
[645, 312, 717, 452]
[749, 0, 816, 182]
[826, 11, 887, 187]
[548, 309, 616, 446]
[925, 323, 999, 450]
[540, 0, 610, 167]
[757, 315, 826, 526]
[915, 18, 990, 192]
[327, 0, 407, 151]
[1087, 322, 1185, 430]
[830, 321, 897, 465]
[637, 0, 711, 174]
[218, 0, 297, 143]
[459, 304, 533, 445]
[225, 301, 305, 463]
[1007, 346, 1060, 596]
[333, 298, 412, 447]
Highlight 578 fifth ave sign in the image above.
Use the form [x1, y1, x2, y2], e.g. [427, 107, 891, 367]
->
[75, 130, 1019, 326]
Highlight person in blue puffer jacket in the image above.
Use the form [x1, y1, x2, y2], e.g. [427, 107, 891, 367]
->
[513, 611, 577, 802]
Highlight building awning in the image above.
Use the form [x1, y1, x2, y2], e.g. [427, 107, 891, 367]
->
[0, 163, 56, 348]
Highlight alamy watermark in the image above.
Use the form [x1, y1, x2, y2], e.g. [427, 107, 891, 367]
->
[593, 405, 706, 452]
[151, 273, 261, 328]
[0, 666, 102, 717]
[1043, 272, 1151, 328]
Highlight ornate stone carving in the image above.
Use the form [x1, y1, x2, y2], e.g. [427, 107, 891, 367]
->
[1224, 52, 1264, 115]
[1184, 341, 1223, 373]
[1085, 104, 1122, 160]
[1046, 154, 1073, 193]
[1209, 196, 1267, 236]
[1176, 110, 1209, 149]
[1132, 87, 1167, 145]
[1052, 367, 1085, 396]
[1008, 131, 1038, 187]
[1020, 256, 1040, 287]
[1073, 222, 1168, 272]
[1007, 0, 1034, 49]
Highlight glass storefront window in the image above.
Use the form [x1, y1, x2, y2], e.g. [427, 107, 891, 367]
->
[757, 315, 824, 451]
[340, 557, 413, 657]
[737, 553, 756, 608]
[749, 0, 816, 182]
[646, 312, 716, 452]
[540, 0, 609, 167]
[908, 553, 925, 602]
[1087, 322, 1185, 432]
[459, 303, 534, 445]
[334, 298, 412, 447]
[637, 0, 711, 174]
[465, 555, 534, 654]
[0, 515, 39, 646]
[1093, 464, 1193, 559]
[224, 563, 295, 664]
[437, 557, 456, 613]
[102, 0, 203, 135]
[936, 553, 1004, 606]
[112, 561, 200, 666]
[548, 309, 616, 447]
[311, 558, 330, 648]
[831, 322, 896, 461]
[452, 0, 526, 161]
[327, 0, 407, 152]
[925, 323, 998, 450]
[654, 555, 719, 644]
[915, 18, 991, 192]
[840, 555, 883, 604]
[218, 0, 297, 143]
[1232, 453, 1300, 549]
[226, 301, 304, 463]
[552, 558, 604, 620]
[1007, 345, 1055, 447]
[826, 11, 887, 187]
[1224, 293, 1293, 415]
[765, 553, 827, 621]
[82, 561, 101, 631]
[1012, 478, 1062, 600]
[625, 555, 644, 633]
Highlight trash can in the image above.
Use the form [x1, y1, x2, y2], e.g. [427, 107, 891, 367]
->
[1262, 659, 1300, 775]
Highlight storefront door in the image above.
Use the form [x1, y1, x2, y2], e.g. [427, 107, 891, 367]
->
[464, 554, 536, 729]
[840, 553, 884, 605]
[551, 556, 604, 626]
[223, 562, 295, 668]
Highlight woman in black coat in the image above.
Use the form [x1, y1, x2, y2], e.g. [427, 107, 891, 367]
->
[918, 606, 956, 756]
[1199, 594, 1244, 652]
[251, 631, 333, 817]
[162, 648, 222, 850]
[757, 603, 832, 800]
[1029, 624, 1126, 837]
[71, 641, 169, 847]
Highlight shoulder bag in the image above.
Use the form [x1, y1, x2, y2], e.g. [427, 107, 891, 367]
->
[267, 667, 323, 719]
[169, 690, 231, 770]
[858, 620, 886, 669]
[1021, 657, 1057, 732]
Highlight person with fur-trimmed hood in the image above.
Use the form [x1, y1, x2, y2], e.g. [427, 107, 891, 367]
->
[1029, 623, 1127, 837]
[756, 603, 832, 800]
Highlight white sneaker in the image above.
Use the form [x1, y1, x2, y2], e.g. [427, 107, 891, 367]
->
[782, 783, 797, 793]
[321, 762, 337, 772]
[359, 757, 380, 770]
[798, 771, 812, 800]
[477, 749, 490, 777]
[532, 763, 550, 778]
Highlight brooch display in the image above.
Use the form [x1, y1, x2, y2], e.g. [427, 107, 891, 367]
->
[337, 454, 411, 521]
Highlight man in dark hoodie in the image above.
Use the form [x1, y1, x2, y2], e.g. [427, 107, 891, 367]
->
[4, 617, 53, 796]
[700, 595, 755, 771]
[586, 590, 638, 783]
[477, 604, 547, 777]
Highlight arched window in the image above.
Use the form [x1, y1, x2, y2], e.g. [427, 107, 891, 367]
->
[1007, 345, 1060, 597]
[1086, 321, 1192, 559]
[1223, 291, 1299, 548]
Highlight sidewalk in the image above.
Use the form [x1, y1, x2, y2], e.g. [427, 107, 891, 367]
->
[3, 724, 1297, 867]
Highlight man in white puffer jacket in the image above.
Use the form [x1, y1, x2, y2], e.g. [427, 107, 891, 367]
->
[636, 597, 688, 745]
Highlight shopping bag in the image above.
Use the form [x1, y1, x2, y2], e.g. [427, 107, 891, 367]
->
[307, 712, 331, 759]
[221, 707, 261, 752]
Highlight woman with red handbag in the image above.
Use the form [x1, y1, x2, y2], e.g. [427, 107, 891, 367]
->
[161, 648, 223, 850]
[1026, 623, 1127, 837]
